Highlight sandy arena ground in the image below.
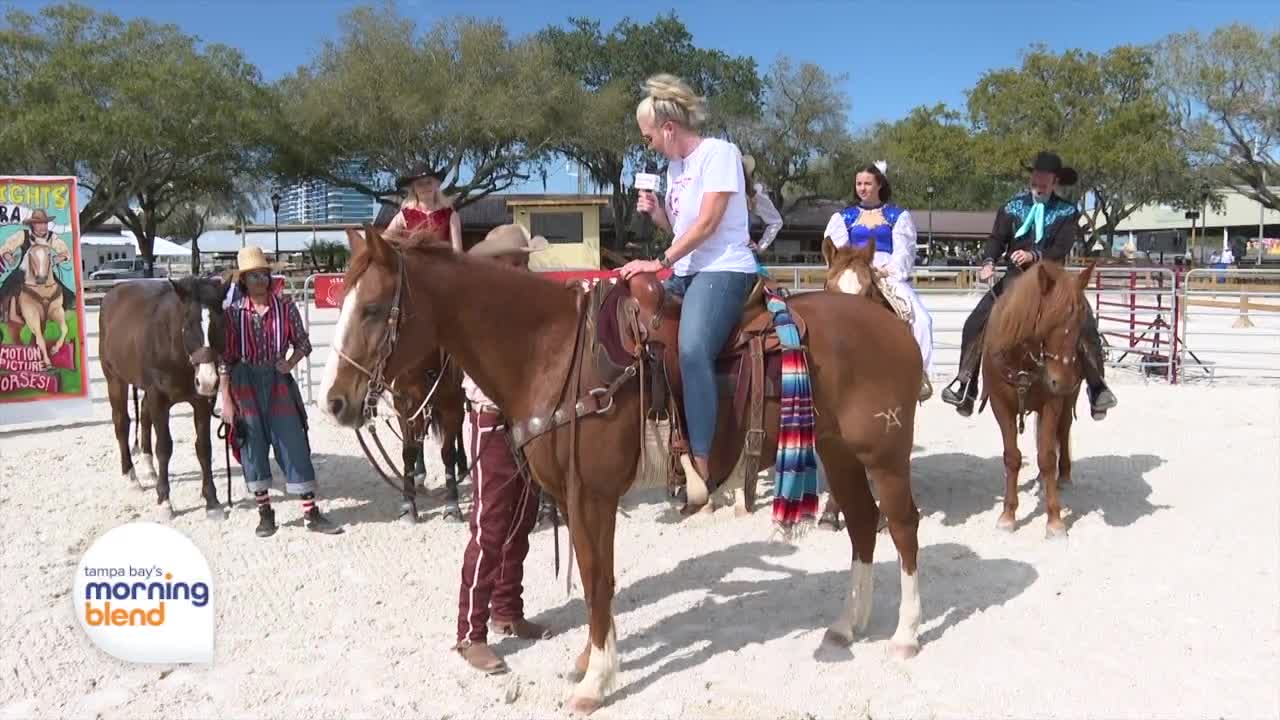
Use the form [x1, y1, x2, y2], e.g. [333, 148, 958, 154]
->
[2, 377, 1277, 719]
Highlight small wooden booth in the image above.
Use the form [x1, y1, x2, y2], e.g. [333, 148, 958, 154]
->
[507, 196, 609, 271]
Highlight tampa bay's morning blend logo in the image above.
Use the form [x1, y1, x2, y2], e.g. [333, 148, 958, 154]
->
[73, 522, 214, 663]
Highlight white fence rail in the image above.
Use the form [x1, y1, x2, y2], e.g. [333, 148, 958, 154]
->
[70, 264, 1280, 413]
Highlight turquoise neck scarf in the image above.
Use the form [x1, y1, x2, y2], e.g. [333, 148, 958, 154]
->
[1015, 197, 1047, 243]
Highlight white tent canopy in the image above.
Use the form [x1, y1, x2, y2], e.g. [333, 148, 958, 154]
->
[80, 229, 189, 256]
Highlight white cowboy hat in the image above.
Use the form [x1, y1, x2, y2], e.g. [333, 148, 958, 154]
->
[468, 223, 548, 258]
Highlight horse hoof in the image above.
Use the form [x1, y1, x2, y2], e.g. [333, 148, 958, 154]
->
[996, 515, 1016, 532]
[822, 628, 853, 647]
[206, 507, 227, 521]
[567, 694, 603, 715]
[890, 641, 920, 660]
[443, 505, 463, 522]
[734, 504, 751, 518]
[157, 501, 175, 520]
[1045, 524, 1068, 541]
[399, 511, 419, 525]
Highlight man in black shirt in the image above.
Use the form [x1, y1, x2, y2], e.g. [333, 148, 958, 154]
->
[941, 152, 1117, 419]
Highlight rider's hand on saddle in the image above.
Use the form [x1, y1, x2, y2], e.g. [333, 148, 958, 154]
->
[979, 262, 995, 282]
[619, 259, 663, 279]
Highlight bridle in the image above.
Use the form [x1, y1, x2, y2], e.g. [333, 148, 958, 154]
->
[331, 247, 460, 494]
[332, 248, 410, 423]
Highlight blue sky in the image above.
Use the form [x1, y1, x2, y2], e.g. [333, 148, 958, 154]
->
[52, 0, 1280, 215]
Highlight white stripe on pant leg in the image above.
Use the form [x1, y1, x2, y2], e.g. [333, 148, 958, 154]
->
[463, 423, 489, 642]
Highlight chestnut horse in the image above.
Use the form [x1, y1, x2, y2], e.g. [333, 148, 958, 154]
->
[979, 261, 1095, 539]
[818, 237, 898, 531]
[321, 226, 925, 714]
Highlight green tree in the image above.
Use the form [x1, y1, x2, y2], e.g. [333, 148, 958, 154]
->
[270, 3, 575, 208]
[733, 57, 850, 214]
[538, 14, 761, 250]
[0, 2, 270, 274]
[818, 104, 1015, 211]
[1158, 24, 1280, 210]
[967, 45, 1195, 248]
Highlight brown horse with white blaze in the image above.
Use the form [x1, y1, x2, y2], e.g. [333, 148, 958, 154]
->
[980, 261, 1094, 539]
[99, 277, 228, 519]
[320, 226, 925, 714]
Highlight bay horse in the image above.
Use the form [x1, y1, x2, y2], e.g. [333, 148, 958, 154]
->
[321, 226, 926, 714]
[348, 350, 469, 522]
[979, 261, 1095, 539]
[99, 277, 228, 519]
[17, 243, 69, 368]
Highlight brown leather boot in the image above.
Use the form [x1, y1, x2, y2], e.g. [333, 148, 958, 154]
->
[491, 617, 553, 640]
[454, 640, 508, 674]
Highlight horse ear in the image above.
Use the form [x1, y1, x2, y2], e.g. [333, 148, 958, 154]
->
[169, 278, 190, 300]
[1037, 264, 1056, 296]
[1077, 261, 1096, 291]
[821, 236, 836, 266]
[365, 225, 392, 264]
[346, 227, 366, 258]
[854, 239, 875, 266]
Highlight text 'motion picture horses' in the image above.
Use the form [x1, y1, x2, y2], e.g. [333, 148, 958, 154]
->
[320, 225, 926, 714]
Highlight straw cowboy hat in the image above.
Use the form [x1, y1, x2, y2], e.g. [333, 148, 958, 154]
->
[235, 246, 272, 275]
[1024, 151, 1078, 186]
[468, 223, 548, 258]
[396, 163, 445, 189]
[22, 209, 53, 226]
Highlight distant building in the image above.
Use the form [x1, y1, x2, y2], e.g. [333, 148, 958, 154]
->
[277, 162, 377, 224]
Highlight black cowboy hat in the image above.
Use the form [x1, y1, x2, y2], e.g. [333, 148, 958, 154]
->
[396, 163, 444, 189]
[1024, 151, 1078, 186]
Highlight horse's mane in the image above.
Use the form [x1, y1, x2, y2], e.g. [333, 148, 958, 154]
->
[986, 263, 1083, 355]
[172, 275, 225, 310]
[344, 224, 451, 289]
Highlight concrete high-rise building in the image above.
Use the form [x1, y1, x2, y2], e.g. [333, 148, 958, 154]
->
[277, 164, 377, 224]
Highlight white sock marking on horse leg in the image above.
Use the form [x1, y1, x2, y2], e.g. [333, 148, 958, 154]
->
[836, 268, 863, 295]
[828, 560, 874, 641]
[572, 622, 618, 703]
[318, 280, 358, 415]
[138, 454, 157, 480]
[891, 564, 922, 655]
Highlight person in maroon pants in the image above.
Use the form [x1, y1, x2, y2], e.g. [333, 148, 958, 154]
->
[452, 224, 554, 674]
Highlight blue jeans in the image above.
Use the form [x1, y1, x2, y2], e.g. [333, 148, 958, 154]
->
[230, 364, 316, 496]
[664, 271, 757, 458]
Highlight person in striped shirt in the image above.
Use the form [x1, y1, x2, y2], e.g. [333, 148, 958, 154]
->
[219, 246, 342, 537]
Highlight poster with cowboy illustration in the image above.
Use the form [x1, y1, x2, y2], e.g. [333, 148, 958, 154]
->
[0, 176, 90, 424]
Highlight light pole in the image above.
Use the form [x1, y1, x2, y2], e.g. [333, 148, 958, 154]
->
[926, 184, 935, 262]
[1199, 182, 1211, 263]
[271, 192, 282, 260]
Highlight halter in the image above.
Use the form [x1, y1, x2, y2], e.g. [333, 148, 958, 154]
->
[998, 304, 1082, 434]
[332, 248, 409, 423]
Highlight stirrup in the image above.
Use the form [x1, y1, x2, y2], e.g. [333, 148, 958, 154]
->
[940, 377, 968, 406]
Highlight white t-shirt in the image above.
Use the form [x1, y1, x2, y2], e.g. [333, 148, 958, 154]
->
[664, 138, 757, 275]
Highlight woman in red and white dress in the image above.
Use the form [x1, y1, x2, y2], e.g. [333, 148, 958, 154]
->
[387, 165, 463, 252]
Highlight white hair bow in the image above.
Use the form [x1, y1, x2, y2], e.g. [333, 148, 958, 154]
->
[874, 160, 888, 174]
